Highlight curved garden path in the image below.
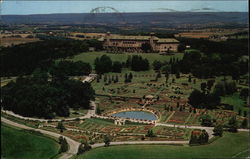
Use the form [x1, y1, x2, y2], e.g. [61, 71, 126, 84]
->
[2, 101, 96, 122]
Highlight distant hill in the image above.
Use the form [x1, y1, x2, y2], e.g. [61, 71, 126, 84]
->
[1, 12, 248, 26]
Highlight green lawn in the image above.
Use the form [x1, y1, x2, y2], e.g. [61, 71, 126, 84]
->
[76, 132, 249, 159]
[67, 51, 184, 67]
[1, 124, 60, 159]
[221, 93, 248, 113]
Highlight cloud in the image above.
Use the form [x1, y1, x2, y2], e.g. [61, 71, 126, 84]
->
[157, 7, 223, 12]
[157, 8, 179, 12]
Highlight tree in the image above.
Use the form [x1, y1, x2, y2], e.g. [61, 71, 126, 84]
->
[141, 43, 152, 53]
[153, 60, 162, 71]
[104, 74, 107, 82]
[200, 114, 212, 127]
[241, 118, 248, 129]
[170, 106, 173, 111]
[189, 129, 209, 145]
[59, 136, 68, 153]
[175, 70, 180, 78]
[188, 75, 192, 83]
[200, 82, 207, 93]
[131, 55, 149, 71]
[207, 80, 215, 92]
[57, 121, 66, 133]
[161, 65, 171, 74]
[94, 55, 113, 74]
[146, 129, 155, 137]
[179, 105, 183, 111]
[228, 116, 238, 133]
[32, 68, 49, 84]
[177, 43, 186, 52]
[238, 109, 242, 116]
[156, 71, 161, 78]
[112, 61, 122, 73]
[188, 89, 204, 108]
[128, 73, 133, 81]
[96, 105, 101, 115]
[205, 92, 220, 109]
[77, 142, 92, 155]
[213, 124, 223, 136]
[115, 75, 119, 83]
[243, 111, 248, 117]
[200, 130, 209, 144]
[104, 135, 111, 147]
[240, 88, 249, 100]
[125, 56, 131, 68]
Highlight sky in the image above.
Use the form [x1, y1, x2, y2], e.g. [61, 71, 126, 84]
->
[1, 1, 248, 15]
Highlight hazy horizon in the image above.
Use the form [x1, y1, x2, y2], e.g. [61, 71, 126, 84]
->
[1, 1, 249, 15]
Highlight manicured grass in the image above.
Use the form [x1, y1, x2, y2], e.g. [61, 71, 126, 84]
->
[68, 51, 184, 67]
[221, 93, 248, 113]
[76, 132, 249, 159]
[1, 124, 60, 159]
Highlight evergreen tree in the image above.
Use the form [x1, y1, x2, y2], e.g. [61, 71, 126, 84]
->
[213, 124, 223, 137]
[104, 135, 111, 147]
[96, 105, 101, 115]
[241, 118, 248, 129]
[228, 116, 238, 133]
[57, 121, 66, 133]
[188, 75, 192, 83]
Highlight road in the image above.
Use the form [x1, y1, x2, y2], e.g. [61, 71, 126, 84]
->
[156, 123, 249, 139]
[156, 123, 214, 139]
[2, 100, 96, 122]
[91, 140, 189, 148]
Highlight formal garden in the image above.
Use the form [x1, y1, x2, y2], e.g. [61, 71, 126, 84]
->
[1, 37, 249, 159]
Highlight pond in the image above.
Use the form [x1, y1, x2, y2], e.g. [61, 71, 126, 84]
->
[112, 111, 157, 120]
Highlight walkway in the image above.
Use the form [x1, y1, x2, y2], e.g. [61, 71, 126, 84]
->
[156, 123, 249, 139]
[2, 101, 96, 122]
[91, 140, 189, 148]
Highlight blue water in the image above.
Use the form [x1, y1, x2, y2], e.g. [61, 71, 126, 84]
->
[112, 111, 157, 120]
[2, 1, 248, 15]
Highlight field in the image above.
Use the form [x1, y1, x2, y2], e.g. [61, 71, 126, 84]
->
[1, 124, 60, 159]
[1, 37, 40, 47]
[67, 51, 184, 67]
[76, 132, 249, 159]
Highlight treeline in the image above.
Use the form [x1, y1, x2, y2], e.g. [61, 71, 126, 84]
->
[50, 60, 91, 76]
[178, 50, 248, 78]
[94, 55, 122, 74]
[1, 39, 90, 76]
[188, 80, 239, 109]
[153, 38, 249, 79]
[1, 70, 95, 119]
[153, 49, 247, 79]
[127, 55, 150, 71]
[94, 55, 150, 74]
[177, 38, 248, 56]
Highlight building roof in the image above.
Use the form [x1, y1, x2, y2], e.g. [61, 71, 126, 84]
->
[109, 35, 156, 40]
[105, 35, 179, 43]
[157, 38, 179, 43]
